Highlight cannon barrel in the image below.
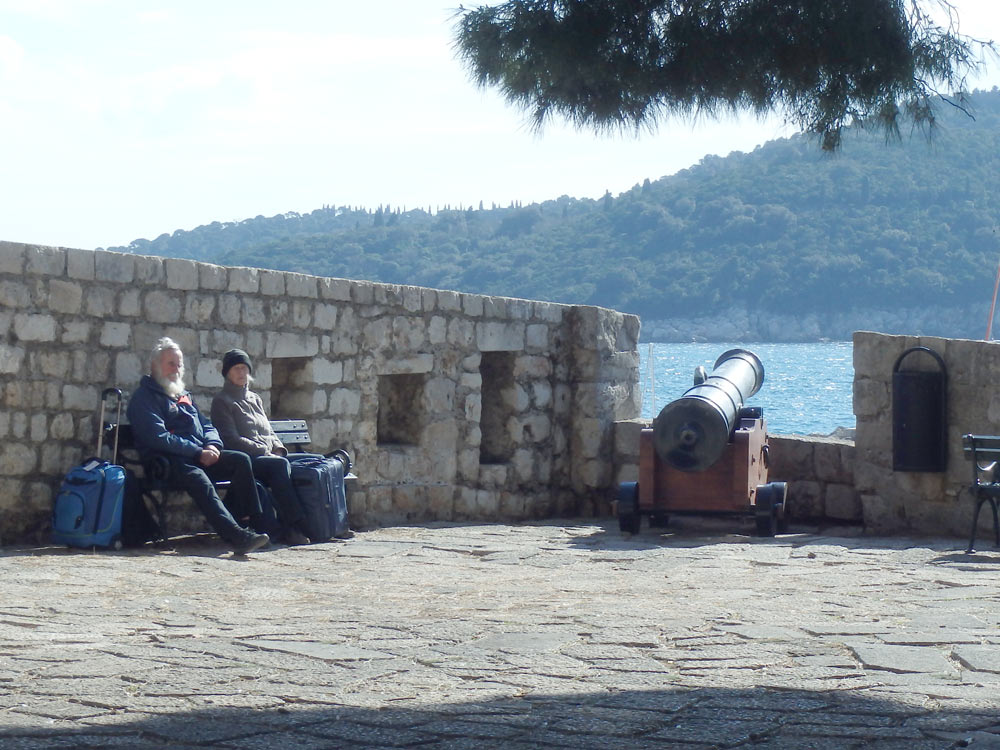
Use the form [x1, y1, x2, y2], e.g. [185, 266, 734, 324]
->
[652, 348, 764, 472]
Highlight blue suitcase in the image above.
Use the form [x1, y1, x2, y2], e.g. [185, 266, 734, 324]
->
[52, 388, 127, 549]
[290, 451, 351, 541]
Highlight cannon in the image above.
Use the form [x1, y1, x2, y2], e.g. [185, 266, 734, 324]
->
[617, 348, 788, 536]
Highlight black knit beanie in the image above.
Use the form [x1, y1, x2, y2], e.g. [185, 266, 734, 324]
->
[222, 349, 253, 378]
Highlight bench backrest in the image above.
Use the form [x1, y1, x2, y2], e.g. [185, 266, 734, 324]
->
[270, 419, 311, 449]
[962, 434, 1000, 459]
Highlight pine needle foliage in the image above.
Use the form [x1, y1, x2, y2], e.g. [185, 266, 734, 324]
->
[453, 0, 993, 149]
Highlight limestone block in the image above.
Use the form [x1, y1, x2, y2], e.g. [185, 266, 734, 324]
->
[448, 319, 475, 348]
[464, 393, 482, 422]
[119, 289, 140, 317]
[165, 258, 199, 290]
[196, 359, 222, 388]
[859, 492, 904, 532]
[853, 378, 888, 419]
[0, 344, 25, 374]
[513, 355, 551, 379]
[14, 313, 56, 342]
[198, 263, 228, 290]
[84, 287, 115, 317]
[533, 301, 564, 323]
[520, 415, 551, 443]
[499, 492, 528, 518]
[613, 419, 644, 460]
[513, 449, 534, 483]
[0, 310, 8, 336]
[61, 321, 90, 344]
[35, 351, 70, 378]
[11, 411, 27, 437]
[437, 290, 461, 312]
[48, 280, 83, 314]
[210, 329, 243, 355]
[218, 294, 240, 326]
[314, 303, 338, 330]
[767, 435, 815, 483]
[853, 331, 911, 380]
[1, 445, 36, 475]
[242, 298, 266, 327]
[329, 388, 361, 415]
[49, 413, 74, 441]
[477, 321, 525, 352]
[426, 485, 455, 518]
[62, 383, 100, 412]
[458, 449, 479, 481]
[319, 277, 352, 302]
[577, 459, 611, 489]
[352, 281, 375, 305]
[265, 300, 289, 327]
[425, 377, 455, 412]
[420, 288, 437, 312]
[616, 463, 639, 484]
[373, 284, 401, 307]
[575, 417, 605, 458]
[460, 372, 481, 390]
[229, 267, 260, 293]
[40, 443, 63, 474]
[184, 294, 216, 325]
[825, 484, 862, 520]
[311, 359, 343, 385]
[95, 251, 134, 283]
[787, 480, 824, 518]
[245, 331, 264, 357]
[462, 294, 484, 317]
[465, 424, 481, 448]
[501, 384, 530, 413]
[286, 273, 318, 299]
[111, 355, 138, 393]
[72, 350, 110, 382]
[0, 280, 31, 308]
[424, 422, 459, 479]
[144, 290, 181, 324]
[462, 353, 481, 371]
[134, 255, 165, 285]
[483, 296, 506, 318]
[401, 286, 422, 313]
[362, 318, 391, 349]
[479, 465, 507, 488]
[100, 322, 131, 348]
[531, 381, 553, 409]
[25, 245, 65, 276]
[393, 316, 426, 350]
[0, 242, 25, 274]
[30, 414, 47, 442]
[428, 316, 447, 344]
[0, 412, 8, 439]
[265, 332, 319, 358]
[526, 324, 549, 350]
[553, 384, 572, 417]
[506, 298, 531, 320]
[379, 354, 433, 375]
[260, 270, 286, 296]
[66, 248, 95, 280]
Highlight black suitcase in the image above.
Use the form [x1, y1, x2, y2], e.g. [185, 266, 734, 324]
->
[290, 451, 351, 541]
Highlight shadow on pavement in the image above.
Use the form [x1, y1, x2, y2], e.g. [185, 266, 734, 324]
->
[0, 685, 996, 749]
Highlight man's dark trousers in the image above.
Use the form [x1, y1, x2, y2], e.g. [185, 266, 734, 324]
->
[167, 450, 262, 542]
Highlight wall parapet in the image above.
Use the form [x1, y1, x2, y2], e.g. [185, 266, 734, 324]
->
[0, 241, 640, 543]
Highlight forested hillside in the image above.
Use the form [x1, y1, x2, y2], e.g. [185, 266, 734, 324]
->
[107, 89, 1000, 333]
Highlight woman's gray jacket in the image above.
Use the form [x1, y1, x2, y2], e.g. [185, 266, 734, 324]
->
[210, 379, 284, 457]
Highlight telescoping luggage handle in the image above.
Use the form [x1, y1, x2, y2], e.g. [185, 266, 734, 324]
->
[97, 387, 123, 464]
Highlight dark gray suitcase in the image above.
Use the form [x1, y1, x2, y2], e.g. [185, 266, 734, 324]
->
[290, 451, 350, 541]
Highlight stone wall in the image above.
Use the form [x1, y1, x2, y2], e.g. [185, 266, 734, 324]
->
[0, 241, 640, 544]
[853, 330, 998, 537]
[612, 420, 859, 524]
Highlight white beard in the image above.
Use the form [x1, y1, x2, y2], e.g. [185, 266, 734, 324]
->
[155, 370, 186, 399]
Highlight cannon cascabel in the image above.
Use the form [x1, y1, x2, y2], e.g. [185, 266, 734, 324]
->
[652, 348, 765, 472]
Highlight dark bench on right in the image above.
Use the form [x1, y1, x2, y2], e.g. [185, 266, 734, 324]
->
[962, 434, 1000, 553]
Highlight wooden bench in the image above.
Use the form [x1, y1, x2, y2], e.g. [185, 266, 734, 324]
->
[110, 419, 355, 540]
[961, 434, 1000, 553]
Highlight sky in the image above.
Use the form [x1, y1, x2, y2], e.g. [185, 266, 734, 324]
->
[2, 1, 1000, 251]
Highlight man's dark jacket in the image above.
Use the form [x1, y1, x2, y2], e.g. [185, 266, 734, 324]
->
[126, 375, 223, 462]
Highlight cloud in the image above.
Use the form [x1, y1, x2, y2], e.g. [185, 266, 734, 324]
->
[0, 35, 24, 79]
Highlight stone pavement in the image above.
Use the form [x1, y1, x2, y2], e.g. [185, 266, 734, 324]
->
[2, 520, 1000, 750]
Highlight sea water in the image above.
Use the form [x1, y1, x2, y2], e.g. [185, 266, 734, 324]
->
[638, 342, 855, 436]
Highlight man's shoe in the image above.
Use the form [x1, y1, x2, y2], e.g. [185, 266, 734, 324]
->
[231, 531, 269, 554]
[334, 529, 355, 540]
[283, 528, 311, 546]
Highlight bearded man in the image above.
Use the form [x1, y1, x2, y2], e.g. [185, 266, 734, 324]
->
[126, 337, 270, 554]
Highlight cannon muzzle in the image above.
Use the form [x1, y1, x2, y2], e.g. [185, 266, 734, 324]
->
[652, 348, 764, 472]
